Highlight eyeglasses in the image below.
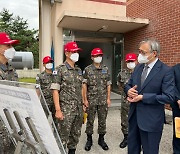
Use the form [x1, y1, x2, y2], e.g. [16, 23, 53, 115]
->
[138, 49, 149, 56]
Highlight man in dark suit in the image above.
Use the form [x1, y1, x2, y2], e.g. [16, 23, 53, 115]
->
[172, 63, 180, 154]
[124, 39, 174, 154]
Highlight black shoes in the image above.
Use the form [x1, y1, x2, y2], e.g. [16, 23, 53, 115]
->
[119, 134, 128, 148]
[68, 149, 76, 154]
[85, 134, 93, 151]
[85, 134, 109, 151]
[98, 134, 109, 150]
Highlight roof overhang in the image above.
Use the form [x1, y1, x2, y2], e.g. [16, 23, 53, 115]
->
[57, 11, 149, 33]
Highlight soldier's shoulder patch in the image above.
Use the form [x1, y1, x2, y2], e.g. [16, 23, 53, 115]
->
[78, 70, 82, 75]
[53, 70, 58, 75]
[36, 76, 39, 81]
[35, 84, 40, 89]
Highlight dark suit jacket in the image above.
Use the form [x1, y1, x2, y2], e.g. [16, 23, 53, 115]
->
[172, 63, 180, 110]
[125, 59, 174, 132]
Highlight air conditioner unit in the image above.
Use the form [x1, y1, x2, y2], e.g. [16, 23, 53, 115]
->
[55, 0, 62, 2]
[50, 0, 62, 4]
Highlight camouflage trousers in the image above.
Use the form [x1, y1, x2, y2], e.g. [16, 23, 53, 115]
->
[121, 98, 130, 135]
[85, 104, 108, 135]
[57, 112, 83, 150]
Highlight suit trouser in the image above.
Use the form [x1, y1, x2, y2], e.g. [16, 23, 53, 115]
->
[85, 104, 108, 135]
[172, 109, 180, 154]
[128, 111, 162, 154]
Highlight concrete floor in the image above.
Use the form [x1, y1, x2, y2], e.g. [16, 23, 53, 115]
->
[77, 109, 173, 154]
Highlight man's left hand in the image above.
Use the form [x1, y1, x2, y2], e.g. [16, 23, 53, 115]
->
[127, 95, 143, 103]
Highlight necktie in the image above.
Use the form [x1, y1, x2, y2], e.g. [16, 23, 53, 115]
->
[141, 65, 149, 86]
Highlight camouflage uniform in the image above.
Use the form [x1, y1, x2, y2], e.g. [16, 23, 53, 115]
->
[83, 64, 111, 135]
[0, 63, 18, 154]
[50, 61, 83, 150]
[36, 71, 55, 116]
[117, 69, 131, 135]
[0, 63, 18, 81]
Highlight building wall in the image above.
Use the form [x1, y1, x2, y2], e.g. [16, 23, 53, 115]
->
[39, 0, 127, 70]
[124, 0, 180, 66]
[56, 0, 126, 19]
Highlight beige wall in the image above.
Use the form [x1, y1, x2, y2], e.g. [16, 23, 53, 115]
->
[56, 0, 126, 20]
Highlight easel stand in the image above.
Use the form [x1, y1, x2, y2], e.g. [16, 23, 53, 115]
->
[4, 109, 47, 154]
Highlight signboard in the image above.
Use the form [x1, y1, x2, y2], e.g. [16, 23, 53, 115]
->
[0, 82, 61, 154]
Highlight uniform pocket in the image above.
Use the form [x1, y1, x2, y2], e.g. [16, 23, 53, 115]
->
[88, 74, 97, 86]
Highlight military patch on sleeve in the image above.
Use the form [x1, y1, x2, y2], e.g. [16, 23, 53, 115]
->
[35, 84, 40, 89]
[78, 70, 82, 75]
[53, 70, 57, 75]
[102, 69, 107, 74]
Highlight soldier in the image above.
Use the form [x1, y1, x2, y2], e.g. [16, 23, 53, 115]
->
[50, 42, 83, 154]
[36, 56, 55, 116]
[0, 32, 19, 153]
[117, 53, 137, 148]
[83, 48, 111, 151]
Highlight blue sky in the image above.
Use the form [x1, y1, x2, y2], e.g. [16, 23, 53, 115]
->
[0, 0, 39, 30]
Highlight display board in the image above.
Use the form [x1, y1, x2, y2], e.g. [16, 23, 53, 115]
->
[0, 81, 61, 154]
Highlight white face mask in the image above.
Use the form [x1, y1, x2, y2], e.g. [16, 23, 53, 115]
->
[127, 62, 136, 69]
[93, 56, 102, 63]
[45, 63, 53, 70]
[138, 54, 149, 64]
[70, 53, 79, 62]
[4, 47, 16, 60]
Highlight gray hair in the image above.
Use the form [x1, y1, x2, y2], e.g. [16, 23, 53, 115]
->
[139, 38, 161, 55]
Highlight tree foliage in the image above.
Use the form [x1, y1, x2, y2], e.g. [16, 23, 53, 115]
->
[0, 8, 39, 68]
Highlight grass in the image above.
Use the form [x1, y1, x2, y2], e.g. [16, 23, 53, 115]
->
[19, 78, 36, 83]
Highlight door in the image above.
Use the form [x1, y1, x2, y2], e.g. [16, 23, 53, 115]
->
[112, 43, 123, 93]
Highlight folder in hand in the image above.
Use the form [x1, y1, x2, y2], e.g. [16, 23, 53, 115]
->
[175, 117, 180, 138]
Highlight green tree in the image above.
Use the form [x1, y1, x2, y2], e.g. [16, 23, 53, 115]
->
[0, 8, 39, 68]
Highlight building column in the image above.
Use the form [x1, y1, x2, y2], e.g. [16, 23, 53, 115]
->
[39, 0, 52, 71]
[51, 3, 64, 67]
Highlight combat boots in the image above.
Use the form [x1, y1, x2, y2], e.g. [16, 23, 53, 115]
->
[98, 134, 109, 150]
[119, 134, 128, 148]
[85, 134, 93, 151]
[68, 149, 76, 154]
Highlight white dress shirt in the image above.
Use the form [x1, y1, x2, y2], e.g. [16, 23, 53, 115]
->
[145, 58, 158, 78]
